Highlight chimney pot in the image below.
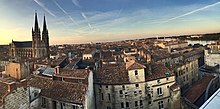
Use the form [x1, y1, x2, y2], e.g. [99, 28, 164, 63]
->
[54, 66, 60, 74]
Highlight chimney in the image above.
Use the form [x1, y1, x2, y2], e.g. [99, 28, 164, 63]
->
[147, 53, 152, 64]
[100, 60, 103, 68]
[54, 66, 60, 75]
[85, 66, 91, 76]
[147, 64, 152, 75]
[7, 82, 16, 92]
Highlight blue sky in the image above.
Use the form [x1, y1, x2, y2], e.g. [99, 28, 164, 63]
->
[1, 0, 220, 44]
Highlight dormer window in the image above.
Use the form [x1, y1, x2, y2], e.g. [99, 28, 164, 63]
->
[135, 70, 138, 76]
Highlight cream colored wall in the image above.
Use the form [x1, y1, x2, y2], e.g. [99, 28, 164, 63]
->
[170, 88, 181, 109]
[83, 54, 93, 60]
[95, 76, 177, 109]
[113, 83, 147, 109]
[85, 71, 95, 109]
[176, 59, 198, 88]
[146, 76, 176, 109]
[94, 84, 111, 109]
[128, 69, 145, 83]
[95, 83, 148, 109]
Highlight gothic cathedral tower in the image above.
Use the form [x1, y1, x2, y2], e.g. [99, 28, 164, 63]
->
[42, 15, 49, 58]
[32, 12, 41, 58]
[32, 12, 49, 59]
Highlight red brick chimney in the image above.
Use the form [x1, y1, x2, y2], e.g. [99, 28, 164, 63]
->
[7, 82, 16, 92]
[54, 66, 60, 75]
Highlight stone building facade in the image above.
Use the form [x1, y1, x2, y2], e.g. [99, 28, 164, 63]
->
[174, 59, 199, 91]
[94, 61, 180, 109]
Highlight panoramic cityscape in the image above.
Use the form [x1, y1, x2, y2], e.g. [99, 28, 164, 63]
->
[1, 0, 220, 109]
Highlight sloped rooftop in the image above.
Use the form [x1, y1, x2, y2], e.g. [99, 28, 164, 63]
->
[126, 61, 146, 70]
[183, 75, 214, 104]
[28, 75, 88, 104]
[146, 63, 174, 81]
[95, 63, 130, 84]
[12, 41, 32, 48]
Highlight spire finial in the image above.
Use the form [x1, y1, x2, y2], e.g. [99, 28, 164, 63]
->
[34, 10, 39, 30]
[43, 14, 47, 31]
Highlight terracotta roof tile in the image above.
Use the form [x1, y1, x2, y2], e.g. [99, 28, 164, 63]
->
[28, 76, 88, 104]
[95, 63, 130, 84]
[146, 63, 174, 81]
[0, 82, 8, 99]
[183, 75, 214, 103]
[126, 61, 146, 70]
[56, 69, 90, 79]
[0, 82, 8, 106]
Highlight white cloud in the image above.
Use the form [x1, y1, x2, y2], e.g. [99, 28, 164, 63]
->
[53, 0, 78, 25]
[33, 0, 56, 17]
[167, 1, 220, 22]
[72, 0, 81, 8]
[81, 12, 93, 29]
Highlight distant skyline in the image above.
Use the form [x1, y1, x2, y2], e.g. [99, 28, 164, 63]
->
[1, 0, 220, 45]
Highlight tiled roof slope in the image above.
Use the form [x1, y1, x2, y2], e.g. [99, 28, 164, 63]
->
[183, 75, 214, 103]
[28, 76, 88, 104]
[56, 69, 90, 79]
[95, 63, 130, 84]
[146, 63, 174, 81]
[0, 82, 8, 105]
[126, 61, 146, 70]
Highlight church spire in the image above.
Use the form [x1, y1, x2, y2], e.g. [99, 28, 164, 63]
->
[34, 11, 39, 30]
[43, 14, 47, 32]
[42, 14, 49, 58]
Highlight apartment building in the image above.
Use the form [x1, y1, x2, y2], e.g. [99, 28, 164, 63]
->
[94, 61, 180, 109]
[174, 60, 199, 91]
